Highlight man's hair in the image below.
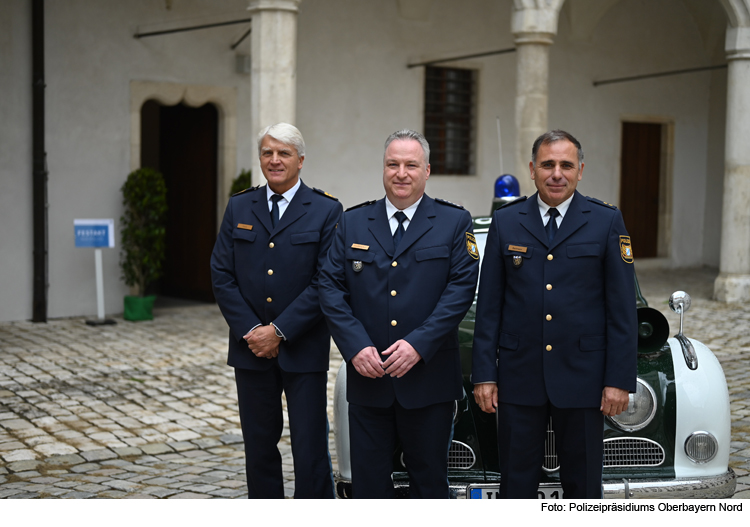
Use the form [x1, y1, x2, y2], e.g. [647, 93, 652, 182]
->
[531, 129, 584, 166]
[384, 129, 430, 165]
[257, 123, 306, 158]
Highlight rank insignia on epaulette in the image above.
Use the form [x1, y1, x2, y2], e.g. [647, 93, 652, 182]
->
[436, 198, 465, 209]
[466, 233, 479, 260]
[232, 185, 260, 197]
[313, 187, 339, 200]
[346, 200, 376, 212]
[620, 236, 634, 263]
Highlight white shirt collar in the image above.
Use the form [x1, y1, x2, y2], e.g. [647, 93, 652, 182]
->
[385, 196, 422, 234]
[385, 196, 422, 222]
[267, 178, 301, 204]
[537, 193, 574, 225]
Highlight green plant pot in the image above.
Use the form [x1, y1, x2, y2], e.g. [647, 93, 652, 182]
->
[124, 295, 156, 321]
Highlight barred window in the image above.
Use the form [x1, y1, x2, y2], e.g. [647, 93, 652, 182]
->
[424, 66, 476, 175]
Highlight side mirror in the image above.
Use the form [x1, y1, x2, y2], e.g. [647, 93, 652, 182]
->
[668, 291, 697, 370]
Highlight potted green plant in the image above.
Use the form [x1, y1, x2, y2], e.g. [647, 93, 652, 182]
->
[119, 168, 168, 321]
[229, 168, 252, 196]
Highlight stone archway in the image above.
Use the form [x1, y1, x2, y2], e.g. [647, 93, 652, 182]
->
[130, 81, 238, 226]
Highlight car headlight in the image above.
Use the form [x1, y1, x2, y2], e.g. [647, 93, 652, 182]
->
[608, 378, 657, 431]
[684, 431, 718, 463]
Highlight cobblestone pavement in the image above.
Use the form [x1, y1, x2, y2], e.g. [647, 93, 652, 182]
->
[0, 267, 748, 498]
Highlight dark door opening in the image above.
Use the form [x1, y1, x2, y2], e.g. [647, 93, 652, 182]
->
[619, 122, 662, 259]
[140, 100, 218, 302]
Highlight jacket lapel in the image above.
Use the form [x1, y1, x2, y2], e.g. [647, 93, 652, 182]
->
[519, 193, 549, 247]
[393, 196, 434, 259]
[549, 191, 589, 250]
[250, 185, 273, 234]
[272, 180, 310, 236]
[368, 200, 395, 257]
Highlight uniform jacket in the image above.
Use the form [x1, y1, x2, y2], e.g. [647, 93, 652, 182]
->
[210, 180, 343, 373]
[319, 195, 479, 409]
[471, 191, 637, 408]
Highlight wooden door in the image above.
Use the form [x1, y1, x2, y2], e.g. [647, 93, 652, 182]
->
[619, 122, 661, 259]
[158, 103, 218, 302]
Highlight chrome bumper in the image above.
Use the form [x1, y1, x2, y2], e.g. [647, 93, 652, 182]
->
[336, 469, 737, 499]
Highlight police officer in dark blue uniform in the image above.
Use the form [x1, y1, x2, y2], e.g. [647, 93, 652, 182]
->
[472, 130, 637, 499]
[211, 123, 342, 498]
[319, 129, 479, 498]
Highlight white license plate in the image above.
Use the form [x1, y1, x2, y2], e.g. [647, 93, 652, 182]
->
[469, 485, 563, 499]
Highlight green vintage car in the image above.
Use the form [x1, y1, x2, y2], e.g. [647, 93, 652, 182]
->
[333, 216, 736, 499]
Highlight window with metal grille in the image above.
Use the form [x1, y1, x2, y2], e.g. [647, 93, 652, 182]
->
[424, 66, 476, 175]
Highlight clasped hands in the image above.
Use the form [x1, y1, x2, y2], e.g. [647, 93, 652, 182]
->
[351, 340, 421, 379]
[473, 384, 630, 417]
[243, 325, 282, 359]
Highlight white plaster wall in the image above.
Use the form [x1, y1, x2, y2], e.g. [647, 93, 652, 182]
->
[546, 0, 723, 267]
[297, 0, 727, 269]
[0, 1, 34, 322]
[296, 0, 517, 214]
[28, 0, 254, 320]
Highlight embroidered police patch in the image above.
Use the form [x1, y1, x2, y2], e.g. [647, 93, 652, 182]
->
[620, 236, 634, 263]
[466, 233, 479, 260]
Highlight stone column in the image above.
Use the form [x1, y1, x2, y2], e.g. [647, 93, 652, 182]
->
[715, 26, 750, 303]
[511, 3, 562, 197]
[247, 0, 301, 185]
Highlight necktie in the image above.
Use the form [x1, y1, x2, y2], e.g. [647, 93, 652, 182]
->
[393, 211, 407, 248]
[270, 194, 283, 228]
[546, 207, 559, 245]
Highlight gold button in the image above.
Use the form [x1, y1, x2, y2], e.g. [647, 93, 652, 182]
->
[269, 242, 275, 248]
[546, 284, 552, 290]
[546, 345, 552, 351]
[391, 290, 397, 297]
[391, 261, 398, 267]
[266, 297, 272, 303]
[546, 314, 552, 321]
[547, 254, 553, 261]
[268, 269, 273, 275]
[391, 320, 397, 326]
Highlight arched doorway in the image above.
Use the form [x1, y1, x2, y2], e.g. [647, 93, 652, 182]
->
[141, 100, 218, 302]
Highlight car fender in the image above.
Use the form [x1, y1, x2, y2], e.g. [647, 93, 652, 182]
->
[671, 337, 732, 478]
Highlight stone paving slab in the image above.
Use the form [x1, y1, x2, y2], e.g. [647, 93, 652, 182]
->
[0, 267, 748, 498]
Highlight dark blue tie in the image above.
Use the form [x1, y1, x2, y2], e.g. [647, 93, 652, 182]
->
[270, 194, 283, 228]
[393, 211, 407, 248]
[546, 208, 559, 245]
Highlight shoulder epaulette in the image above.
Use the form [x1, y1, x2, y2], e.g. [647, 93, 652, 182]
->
[313, 187, 339, 201]
[232, 185, 261, 197]
[435, 198, 465, 209]
[497, 196, 527, 209]
[587, 196, 618, 209]
[345, 200, 376, 212]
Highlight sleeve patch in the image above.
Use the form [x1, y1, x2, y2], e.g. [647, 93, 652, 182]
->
[620, 236, 634, 263]
[466, 233, 479, 260]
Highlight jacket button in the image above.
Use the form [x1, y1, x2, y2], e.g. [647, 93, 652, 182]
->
[391, 261, 398, 267]
[269, 242, 275, 248]
[391, 290, 397, 296]
[546, 284, 552, 290]
[391, 320, 397, 326]
[546, 314, 552, 321]
[268, 269, 273, 275]
[266, 297, 272, 303]
[547, 254, 553, 261]
[546, 345, 552, 351]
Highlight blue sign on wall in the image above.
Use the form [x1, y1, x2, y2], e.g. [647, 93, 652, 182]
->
[74, 219, 115, 248]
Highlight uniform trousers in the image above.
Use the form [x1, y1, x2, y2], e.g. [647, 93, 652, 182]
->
[497, 401, 604, 499]
[349, 400, 453, 499]
[234, 365, 334, 499]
